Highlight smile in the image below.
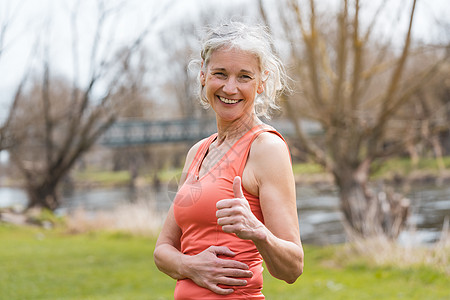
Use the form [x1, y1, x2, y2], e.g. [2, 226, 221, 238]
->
[218, 96, 241, 104]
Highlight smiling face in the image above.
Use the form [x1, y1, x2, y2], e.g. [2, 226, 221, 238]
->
[201, 47, 264, 122]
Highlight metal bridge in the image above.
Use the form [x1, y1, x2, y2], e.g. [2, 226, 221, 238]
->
[99, 118, 322, 147]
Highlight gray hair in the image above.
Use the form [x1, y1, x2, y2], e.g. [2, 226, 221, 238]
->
[196, 21, 289, 118]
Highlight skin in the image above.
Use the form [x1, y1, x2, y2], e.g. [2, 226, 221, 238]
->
[153, 47, 304, 295]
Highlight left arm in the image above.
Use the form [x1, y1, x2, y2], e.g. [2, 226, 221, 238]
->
[216, 133, 304, 283]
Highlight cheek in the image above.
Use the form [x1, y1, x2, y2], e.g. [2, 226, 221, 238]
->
[205, 78, 221, 92]
[247, 84, 261, 99]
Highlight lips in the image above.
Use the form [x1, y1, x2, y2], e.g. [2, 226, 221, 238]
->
[218, 96, 241, 104]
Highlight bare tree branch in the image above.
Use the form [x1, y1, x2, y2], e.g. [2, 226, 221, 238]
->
[42, 38, 53, 169]
[8, 0, 173, 210]
[371, 0, 417, 144]
[258, 0, 330, 167]
[260, 0, 447, 238]
[289, 0, 327, 112]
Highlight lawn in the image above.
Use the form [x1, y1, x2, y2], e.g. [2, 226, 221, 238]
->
[1, 224, 449, 300]
[69, 156, 450, 188]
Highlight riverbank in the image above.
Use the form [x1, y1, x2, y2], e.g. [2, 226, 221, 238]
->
[2, 156, 449, 246]
[74, 156, 450, 188]
[1, 224, 449, 299]
[2, 157, 450, 189]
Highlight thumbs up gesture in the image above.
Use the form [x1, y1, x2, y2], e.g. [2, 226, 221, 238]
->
[216, 176, 266, 241]
[232, 175, 245, 199]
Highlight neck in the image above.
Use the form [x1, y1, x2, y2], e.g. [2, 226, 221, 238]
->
[215, 114, 262, 145]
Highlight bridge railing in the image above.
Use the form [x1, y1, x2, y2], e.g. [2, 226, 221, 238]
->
[100, 118, 218, 147]
[99, 118, 322, 147]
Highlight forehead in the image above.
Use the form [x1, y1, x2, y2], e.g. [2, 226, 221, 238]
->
[207, 47, 261, 73]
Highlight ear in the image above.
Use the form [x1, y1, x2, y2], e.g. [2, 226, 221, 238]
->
[257, 70, 269, 94]
[257, 77, 267, 94]
[200, 71, 206, 86]
[200, 60, 206, 86]
[257, 82, 264, 94]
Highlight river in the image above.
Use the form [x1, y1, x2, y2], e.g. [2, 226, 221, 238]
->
[1, 184, 449, 245]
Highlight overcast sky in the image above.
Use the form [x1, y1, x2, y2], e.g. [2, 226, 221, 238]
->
[0, 0, 448, 163]
[1, 0, 449, 110]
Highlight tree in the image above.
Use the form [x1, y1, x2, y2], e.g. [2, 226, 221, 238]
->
[8, 0, 171, 211]
[403, 60, 450, 173]
[159, 21, 203, 119]
[259, 0, 450, 239]
[0, 1, 32, 152]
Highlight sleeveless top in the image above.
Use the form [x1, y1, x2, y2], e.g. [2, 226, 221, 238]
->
[173, 124, 288, 299]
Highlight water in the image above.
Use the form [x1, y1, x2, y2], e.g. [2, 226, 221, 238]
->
[0, 187, 28, 208]
[1, 184, 449, 245]
[296, 186, 346, 245]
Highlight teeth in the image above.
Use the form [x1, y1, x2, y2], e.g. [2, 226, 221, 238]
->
[219, 96, 239, 104]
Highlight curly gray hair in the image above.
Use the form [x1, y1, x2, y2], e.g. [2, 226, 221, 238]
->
[196, 21, 289, 118]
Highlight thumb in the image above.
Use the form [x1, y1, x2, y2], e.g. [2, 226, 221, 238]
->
[233, 176, 244, 199]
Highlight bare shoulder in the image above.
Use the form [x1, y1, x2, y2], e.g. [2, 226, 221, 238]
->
[179, 137, 208, 186]
[186, 138, 206, 161]
[246, 131, 292, 185]
[251, 131, 290, 160]
[184, 137, 209, 170]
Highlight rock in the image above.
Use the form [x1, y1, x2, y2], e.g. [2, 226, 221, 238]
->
[0, 211, 27, 225]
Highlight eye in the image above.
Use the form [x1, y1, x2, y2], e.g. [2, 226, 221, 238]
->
[213, 72, 227, 79]
[238, 74, 253, 82]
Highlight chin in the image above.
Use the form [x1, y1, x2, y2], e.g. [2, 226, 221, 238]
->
[216, 113, 240, 122]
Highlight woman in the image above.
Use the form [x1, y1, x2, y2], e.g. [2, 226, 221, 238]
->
[153, 21, 304, 299]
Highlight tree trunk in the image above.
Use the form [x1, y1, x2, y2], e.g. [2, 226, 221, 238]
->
[406, 141, 419, 168]
[26, 182, 60, 211]
[335, 163, 410, 239]
[430, 135, 446, 172]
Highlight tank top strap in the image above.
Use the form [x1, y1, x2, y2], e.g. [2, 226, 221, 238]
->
[186, 133, 218, 176]
[230, 124, 288, 177]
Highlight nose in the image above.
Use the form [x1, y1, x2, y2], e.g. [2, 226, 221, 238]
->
[222, 77, 238, 94]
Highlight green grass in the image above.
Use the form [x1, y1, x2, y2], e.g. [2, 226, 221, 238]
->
[372, 156, 450, 178]
[293, 156, 450, 178]
[292, 162, 325, 174]
[69, 156, 450, 187]
[154, 168, 183, 183]
[1, 224, 449, 299]
[263, 246, 450, 300]
[0, 224, 174, 300]
[73, 170, 131, 186]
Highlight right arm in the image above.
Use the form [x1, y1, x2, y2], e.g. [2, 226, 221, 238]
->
[153, 141, 200, 279]
[153, 141, 253, 295]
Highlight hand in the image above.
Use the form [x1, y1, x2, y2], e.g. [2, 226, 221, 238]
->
[184, 246, 253, 295]
[216, 176, 266, 241]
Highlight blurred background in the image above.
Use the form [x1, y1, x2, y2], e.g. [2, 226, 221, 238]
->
[0, 0, 449, 245]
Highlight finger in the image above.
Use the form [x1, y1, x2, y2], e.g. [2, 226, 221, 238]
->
[221, 224, 241, 234]
[217, 215, 234, 226]
[216, 208, 231, 218]
[233, 176, 244, 199]
[217, 256, 250, 271]
[208, 284, 235, 295]
[216, 198, 242, 210]
[216, 206, 242, 218]
[222, 268, 254, 279]
[218, 276, 249, 286]
[209, 246, 236, 258]
[216, 199, 233, 210]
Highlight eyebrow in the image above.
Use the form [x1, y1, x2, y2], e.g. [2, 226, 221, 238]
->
[210, 67, 255, 75]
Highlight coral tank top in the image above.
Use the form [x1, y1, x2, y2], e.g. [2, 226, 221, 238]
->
[173, 124, 286, 299]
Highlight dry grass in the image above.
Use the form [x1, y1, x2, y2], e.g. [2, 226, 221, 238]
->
[65, 200, 166, 236]
[340, 225, 450, 275]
